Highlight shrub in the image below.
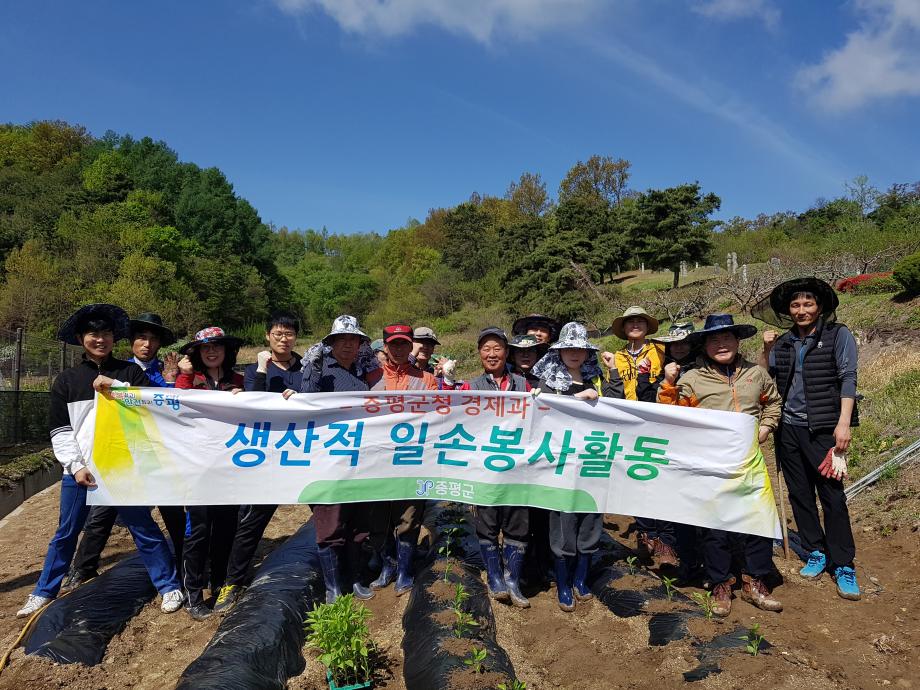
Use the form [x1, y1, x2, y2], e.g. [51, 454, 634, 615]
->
[836, 272, 893, 293]
[305, 595, 374, 688]
[892, 251, 920, 296]
[850, 275, 902, 295]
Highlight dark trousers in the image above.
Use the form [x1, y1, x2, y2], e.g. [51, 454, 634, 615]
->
[368, 499, 425, 551]
[74, 504, 186, 576]
[777, 424, 856, 569]
[702, 529, 773, 584]
[634, 517, 677, 546]
[225, 505, 277, 587]
[183, 505, 239, 605]
[313, 503, 381, 549]
[475, 506, 529, 545]
[549, 511, 603, 557]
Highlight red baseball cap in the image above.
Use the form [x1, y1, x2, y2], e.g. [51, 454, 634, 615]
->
[383, 323, 413, 343]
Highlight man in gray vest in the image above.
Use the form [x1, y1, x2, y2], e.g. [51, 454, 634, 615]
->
[460, 327, 531, 607]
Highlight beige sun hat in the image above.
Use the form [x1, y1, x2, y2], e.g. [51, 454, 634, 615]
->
[612, 306, 659, 340]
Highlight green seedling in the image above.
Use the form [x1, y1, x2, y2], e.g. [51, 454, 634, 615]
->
[497, 681, 528, 690]
[741, 623, 765, 656]
[453, 609, 479, 638]
[661, 575, 678, 601]
[691, 591, 715, 621]
[463, 646, 488, 674]
[305, 594, 374, 687]
[439, 526, 464, 581]
[452, 582, 470, 612]
[625, 555, 638, 575]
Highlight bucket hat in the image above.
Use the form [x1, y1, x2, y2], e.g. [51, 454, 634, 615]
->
[180, 326, 244, 355]
[322, 315, 369, 345]
[511, 314, 561, 342]
[549, 322, 600, 351]
[612, 306, 659, 340]
[650, 321, 694, 344]
[58, 304, 130, 345]
[129, 312, 176, 346]
[687, 314, 757, 345]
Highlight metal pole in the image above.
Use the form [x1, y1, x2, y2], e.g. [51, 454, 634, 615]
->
[59, 341, 66, 375]
[776, 472, 790, 560]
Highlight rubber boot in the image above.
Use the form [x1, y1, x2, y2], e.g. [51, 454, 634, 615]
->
[502, 541, 530, 608]
[370, 537, 397, 590]
[480, 540, 510, 601]
[347, 542, 375, 601]
[394, 539, 415, 596]
[572, 552, 593, 601]
[554, 557, 575, 612]
[317, 546, 343, 604]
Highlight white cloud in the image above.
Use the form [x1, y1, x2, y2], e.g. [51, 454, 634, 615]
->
[273, 0, 603, 43]
[691, 0, 780, 29]
[796, 0, 920, 111]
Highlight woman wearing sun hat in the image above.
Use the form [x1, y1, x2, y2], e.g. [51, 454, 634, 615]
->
[532, 322, 612, 612]
[601, 306, 665, 401]
[175, 326, 245, 620]
[756, 277, 861, 601]
[658, 314, 783, 616]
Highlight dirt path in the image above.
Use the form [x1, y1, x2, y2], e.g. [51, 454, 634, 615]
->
[0, 468, 918, 689]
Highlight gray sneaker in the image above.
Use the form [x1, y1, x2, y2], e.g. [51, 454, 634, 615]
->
[17, 594, 52, 618]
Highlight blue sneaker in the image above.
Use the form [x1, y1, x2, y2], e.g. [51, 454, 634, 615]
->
[833, 566, 861, 601]
[799, 550, 827, 580]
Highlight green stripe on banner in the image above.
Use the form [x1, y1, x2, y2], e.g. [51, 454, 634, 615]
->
[298, 477, 598, 512]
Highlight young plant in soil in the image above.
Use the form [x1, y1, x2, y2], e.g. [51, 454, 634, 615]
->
[661, 575, 678, 601]
[691, 591, 715, 621]
[741, 623, 765, 656]
[452, 582, 470, 611]
[453, 609, 479, 638]
[306, 594, 375, 688]
[439, 526, 464, 581]
[497, 681, 528, 690]
[463, 647, 488, 674]
[626, 555, 638, 575]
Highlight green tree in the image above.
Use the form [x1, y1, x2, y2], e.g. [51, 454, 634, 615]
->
[441, 202, 498, 279]
[505, 172, 550, 219]
[627, 183, 720, 288]
[558, 155, 631, 206]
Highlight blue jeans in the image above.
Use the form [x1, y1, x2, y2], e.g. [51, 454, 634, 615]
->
[33, 475, 180, 598]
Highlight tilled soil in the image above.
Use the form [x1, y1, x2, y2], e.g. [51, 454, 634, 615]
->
[0, 466, 918, 689]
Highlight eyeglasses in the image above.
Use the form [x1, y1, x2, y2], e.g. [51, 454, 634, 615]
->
[270, 331, 297, 340]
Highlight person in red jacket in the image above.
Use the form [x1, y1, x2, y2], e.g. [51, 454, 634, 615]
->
[174, 326, 244, 620]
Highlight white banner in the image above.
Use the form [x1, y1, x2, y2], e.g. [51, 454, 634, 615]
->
[80, 388, 781, 538]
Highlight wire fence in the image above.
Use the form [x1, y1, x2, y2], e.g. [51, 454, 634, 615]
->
[0, 328, 84, 445]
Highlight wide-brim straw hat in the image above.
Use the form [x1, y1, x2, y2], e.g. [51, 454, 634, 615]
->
[58, 304, 130, 345]
[612, 306, 659, 340]
[549, 322, 600, 351]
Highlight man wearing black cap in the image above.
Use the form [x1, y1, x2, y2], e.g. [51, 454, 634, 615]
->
[62, 312, 185, 591]
[127, 312, 179, 387]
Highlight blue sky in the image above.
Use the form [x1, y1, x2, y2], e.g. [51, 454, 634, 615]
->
[2, 0, 919, 234]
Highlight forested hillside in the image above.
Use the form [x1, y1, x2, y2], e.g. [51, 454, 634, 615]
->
[2, 121, 918, 341]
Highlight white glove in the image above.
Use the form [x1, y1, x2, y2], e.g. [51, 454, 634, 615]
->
[531, 387, 542, 398]
[441, 359, 456, 378]
[831, 450, 849, 480]
[256, 350, 272, 374]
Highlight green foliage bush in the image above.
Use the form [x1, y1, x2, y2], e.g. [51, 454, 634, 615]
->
[850, 275, 902, 295]
[305, 594, 374, 687]
[892, 251, 920, 296]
